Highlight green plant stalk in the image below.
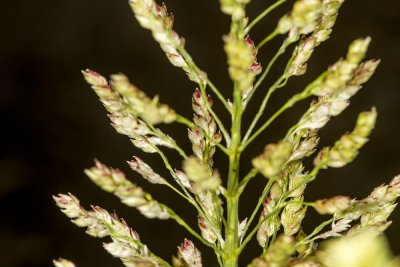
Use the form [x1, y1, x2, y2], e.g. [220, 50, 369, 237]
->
[238, 168, 259, 196]
[242, 79, 319, 150]
[175, 114, 195, 128]
[119, 101, 189, 159]
[198, 82, 232, 146]
[142, 136, 224, 244]
[239, 179, 274, 243]
[299, 216, 337, 246]
[256, 29, 279, 50]
[238, 201, 285, 255]
[172, 38, 232, 113]
[239, 161, 327, 254]
[225, 82, 242, 267]
[243, 36, 293, 108]
[165, 29, 232, 146]
[242, 39, 299, 144]
[245, 0, 288, 34]
[164, 205, 223, 254]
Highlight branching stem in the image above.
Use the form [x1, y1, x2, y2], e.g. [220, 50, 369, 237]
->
[245, 0, 289, 34]
[164, 205, 223, 254]
[140, 137, 224, 244]
[239, 179, 273, 244]
[238, 168, 259, 196]
[243, 37, 294, 108]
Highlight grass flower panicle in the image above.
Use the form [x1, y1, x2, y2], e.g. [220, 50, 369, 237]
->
[54, 0, 399, 266]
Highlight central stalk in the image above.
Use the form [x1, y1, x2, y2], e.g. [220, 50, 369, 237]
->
[225, 84, 242, 267]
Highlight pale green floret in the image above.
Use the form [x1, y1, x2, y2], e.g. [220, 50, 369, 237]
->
[110, 74, 177, 125]
[291, 0, 322, 34]
[252, 140, 292, 179]
[250, 234, 296, 266]
[313, 196, 351, 215]
[320, 231, 398, 267]
[257, 196, 279, 246]
[183, 156, 221, 193]
[219, 0, 251, 20]
[224, 34, 256, 93]
[53, 258, 76, 267]
[327, 107, 377, 168]
[281, 196, 307, 235]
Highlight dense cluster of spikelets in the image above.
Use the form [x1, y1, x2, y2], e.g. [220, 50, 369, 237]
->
[54, 0, 400, 266]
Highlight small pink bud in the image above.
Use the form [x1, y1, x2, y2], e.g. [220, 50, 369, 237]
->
[245, 35, 255, 48]
[178, 238, 202, 267]
[195, 88, 201, 99]
[82, 69, 108, 86]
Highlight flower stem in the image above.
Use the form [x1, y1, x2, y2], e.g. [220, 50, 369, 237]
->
[174, 42, 231, 113]
[256, 29, 279, 50]
[164, 205, 223, 254]
[176, 114, 195, 128]
[225, 81, 243, 266]
[245, 0, 289, 34]
[199, 82, 232, 146]
[141, 137, 223, 243]
[242, 38, 299, 144]
[239, 179, 273, 244]
[238, 168, 259, 196]
[239, 161, 327, 253]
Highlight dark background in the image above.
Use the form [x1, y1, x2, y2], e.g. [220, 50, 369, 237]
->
[1, 0, 399, 266]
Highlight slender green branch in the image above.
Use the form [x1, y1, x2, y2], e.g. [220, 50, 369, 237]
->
[299, 217, 337, 246]
[138, 137, 223, 243]
[174, 44, 231, 113]
[242, 39, 299, 145]
[242, 76, 320, 150]
[256, 29, 279, 50]
[140, 136, 192, 200]
[151, 143, 224, 243]
[239, 161, 327, 253]
[121, 102, 189, 159]
[216, 252, 224, 267]
[146, 123, 188, 159]
[175, 114, 195, 128]
[243, 76, 284, 144]
[242, 42, 331, 149]
[238, 201, 285, 254]
[164, 182, 192, 203]
[242, 94, 295, 150]
[238, 168, 259, 196]
[245, 0, 289, 34]
[164, 205, 223, 254]
[239, 179, 273, 243]
[243, 36, 296, 109]
[283, 71, 329, 140]
[199, 82, 232, 146]
[102, 220, 172, 267]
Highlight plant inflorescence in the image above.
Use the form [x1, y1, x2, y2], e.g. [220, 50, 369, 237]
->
[53, 0, 400, 266]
